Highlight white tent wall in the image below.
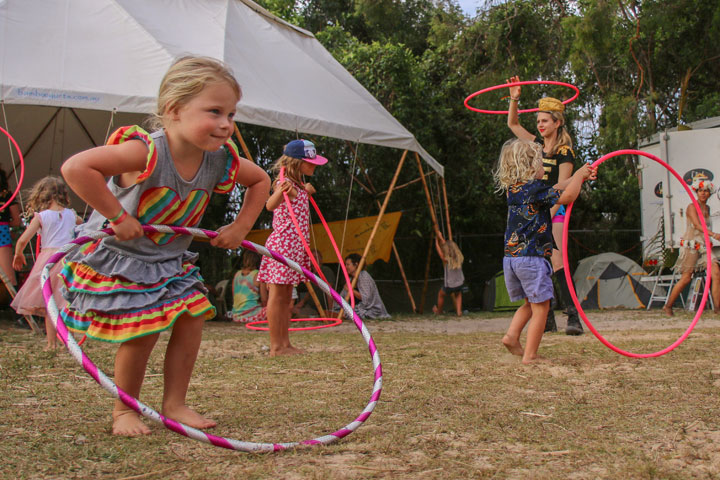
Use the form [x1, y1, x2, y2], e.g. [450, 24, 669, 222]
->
[638, 117, 720, 261]
[0, 0, 442, 208]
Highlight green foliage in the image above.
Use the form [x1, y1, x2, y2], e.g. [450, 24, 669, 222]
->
[203, 0, 718, 306]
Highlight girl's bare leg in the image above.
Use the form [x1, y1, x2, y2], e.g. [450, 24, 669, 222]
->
[112, 333, 160, 436]
[502, 300, 531, 356]
[267, 284, 303, 356]
[523, 300, 550, 364]
[453, 292, 463, 316]
[664, 271, 692, 316]
[0, 246, 17, 287]
[44, 314, 57, 350]
[711, 262, 720, 314]
[433, 289, 445, 314]
[162, 313, 216, 429]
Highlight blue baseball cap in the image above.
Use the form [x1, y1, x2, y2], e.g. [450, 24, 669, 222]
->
[283, 139, 328, 165]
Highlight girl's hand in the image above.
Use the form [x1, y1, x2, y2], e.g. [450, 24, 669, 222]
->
[12, 252, 26, 271]
[507, 75, 521, 100]
[211, 222, 247, 249]
[304, 183, 316, 195]
[575, 163, 596, 181]
[112, 215, 144, 241]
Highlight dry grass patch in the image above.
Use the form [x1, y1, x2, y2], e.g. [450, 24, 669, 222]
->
[1, 310, 719, 479]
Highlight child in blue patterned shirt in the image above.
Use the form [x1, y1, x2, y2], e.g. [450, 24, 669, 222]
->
[494, 139, 595, 364]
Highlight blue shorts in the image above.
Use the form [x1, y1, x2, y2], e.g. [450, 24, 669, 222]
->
[503, 256, 554, 304]
[0, 223, 10, 248]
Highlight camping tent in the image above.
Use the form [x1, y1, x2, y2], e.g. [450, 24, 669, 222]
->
[0, 0, 442, 211]
[573, 253, 651, 309]
[483, 271, 524, 312]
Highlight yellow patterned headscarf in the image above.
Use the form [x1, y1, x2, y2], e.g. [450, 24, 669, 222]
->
[538, 97, 564, 113]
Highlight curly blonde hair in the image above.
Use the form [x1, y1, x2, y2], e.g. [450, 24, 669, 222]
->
[442, 240, 464, 270]
[494, 139, 543, 192]
[146, 56, 241, 131]
[25, 176, 71, 216]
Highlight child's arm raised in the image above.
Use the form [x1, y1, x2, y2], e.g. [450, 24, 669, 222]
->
[265, 179, 295, 212]
[12, 214, 41, 271]
[506, 75, 535, 141]
[435, 235, 446, 262]
[555, 164, 596, 205]
[61, 141, 147, 241]
[211, 158, 270, 249]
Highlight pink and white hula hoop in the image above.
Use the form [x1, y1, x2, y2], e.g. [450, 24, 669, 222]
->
[0, 126, 25, 212]
[464, 80, 579, 115]
[41, 225, 382, 452]
[562, 149, 711, 358]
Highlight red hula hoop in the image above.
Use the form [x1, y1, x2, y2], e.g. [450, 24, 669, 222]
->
[246, 168, 355, 331]
[562, 149, 711, 358]
[245, 317, 342, 331]
[463, 80, 580, 115]
[0, 126, 25, 212]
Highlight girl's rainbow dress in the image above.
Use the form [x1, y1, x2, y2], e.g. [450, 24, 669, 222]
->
[59, 126, 240, 342]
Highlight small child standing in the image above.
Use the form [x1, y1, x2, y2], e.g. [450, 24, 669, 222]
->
[257, 140, 327, 356]
[60, 56, 270, 436]
[11, 177, 82, 349]
[432, 232, 465, 316]
[494, 139, 594, 364]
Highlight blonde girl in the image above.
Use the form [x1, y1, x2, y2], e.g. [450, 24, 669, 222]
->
[257, 140, 327, 356]
[60, 56, 270, 436]
[11, 176, 82, 349]
[495, 139, 594, 364]
[506, 75, 583, 336]
[432, 232, 465, 316]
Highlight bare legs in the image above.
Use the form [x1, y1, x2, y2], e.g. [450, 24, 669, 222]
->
[267, 283, 303, 356]
[663, 271, 692, 316]
[112, 313, 214, 436]
[433, 289, 462, 316]
[502, 299, 550, 364]
[44, 314, 57, 350]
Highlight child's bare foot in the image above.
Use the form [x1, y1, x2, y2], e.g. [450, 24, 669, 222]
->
[522, 355, 549, 365]
[502, 335, 524, 356]
[663, 304, 674, 317]
[270, 345, 305, 357]
[112, 410, 151, 436]
[162, 405, 216, 429]
[44, 343, 58, 351]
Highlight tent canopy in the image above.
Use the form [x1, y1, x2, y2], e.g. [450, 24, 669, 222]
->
[0, 0, 442, 179]
[573, 253, 650, 310]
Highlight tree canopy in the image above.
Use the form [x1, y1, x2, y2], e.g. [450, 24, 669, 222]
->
[203, 0, 720, 309]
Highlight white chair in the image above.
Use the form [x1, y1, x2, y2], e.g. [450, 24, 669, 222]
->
[686, 273, 716, 312]
[642, 271, 684, 310]
[215, 279, 230, 319]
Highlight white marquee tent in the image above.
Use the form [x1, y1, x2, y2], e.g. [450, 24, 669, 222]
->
[0, 0, 442, 210]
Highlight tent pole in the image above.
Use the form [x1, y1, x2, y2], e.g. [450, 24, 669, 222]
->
[377, 171, 435, 196]
[441, 177, 452, 241]
[303, 281, 326, 318]
[345, 141, 377, 193]
[419, 230, 435, 314]
[339, 150, 408, 318]
[15, 108, 61, 166]
[374, 199, 416, 312]
[414, 152, 441, 236]
[233, 123, 254, 162]
[70, 109, 100, 147]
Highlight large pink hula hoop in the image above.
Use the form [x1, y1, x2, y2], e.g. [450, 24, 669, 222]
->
[41, 225, 382, 452]
[562, 149, 711, 358]
[0, 126, 25, 212]
[464, 80, 579, 115]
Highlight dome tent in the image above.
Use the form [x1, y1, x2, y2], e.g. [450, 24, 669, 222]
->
[573, 253, 650, 309]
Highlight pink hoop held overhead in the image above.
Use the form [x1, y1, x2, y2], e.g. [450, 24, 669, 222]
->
[463, 80, 579, 115]
[562, 149, 711, 358]
[0, 126, 25, 212]
[41, 225, 382, 452]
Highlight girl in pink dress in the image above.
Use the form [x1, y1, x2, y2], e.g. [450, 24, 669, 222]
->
[11, 176, 83, 349]
[257, 139, 328, 356]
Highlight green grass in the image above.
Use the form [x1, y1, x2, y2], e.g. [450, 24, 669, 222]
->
[1, 312, 719, 479]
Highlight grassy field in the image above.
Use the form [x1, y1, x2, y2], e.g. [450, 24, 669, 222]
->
[1, 310, 720, 479]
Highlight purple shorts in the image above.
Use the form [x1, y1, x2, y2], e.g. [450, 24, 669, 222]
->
[503, 256, 554, 304]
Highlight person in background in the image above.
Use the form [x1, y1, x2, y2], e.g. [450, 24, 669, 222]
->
[341, 253, 390, 319]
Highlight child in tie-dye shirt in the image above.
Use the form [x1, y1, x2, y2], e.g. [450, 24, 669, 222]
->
[60, 56, 270, 436]
[494, 139, 594, 364]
